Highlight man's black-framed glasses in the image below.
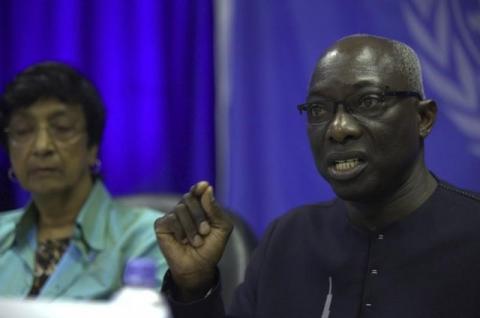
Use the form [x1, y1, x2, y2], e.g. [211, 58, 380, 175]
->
[297, 87, 423, 124]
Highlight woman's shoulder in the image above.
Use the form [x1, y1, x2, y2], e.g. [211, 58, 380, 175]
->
[0, 208, 25, 247]
[0, 208, 25, 223]
[103, 203, 165, 261]
[112, 202, 164, 223]
[103, 202, 163, 241]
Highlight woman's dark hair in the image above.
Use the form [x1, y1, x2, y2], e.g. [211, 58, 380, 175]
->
[0, 61, 106, 149]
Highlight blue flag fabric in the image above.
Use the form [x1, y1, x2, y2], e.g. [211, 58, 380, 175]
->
[219, 0, 480, 235]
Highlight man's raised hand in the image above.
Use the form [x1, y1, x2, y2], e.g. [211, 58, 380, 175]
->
[154, 181, 233, 301]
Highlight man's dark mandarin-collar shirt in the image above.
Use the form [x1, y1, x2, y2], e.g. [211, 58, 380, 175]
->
[167, 181, 480, 318]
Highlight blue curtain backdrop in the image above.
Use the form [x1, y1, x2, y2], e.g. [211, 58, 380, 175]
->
[220, 0, 480, 235]
[0, 0, 215, 208]
[1, 0, 479, 238]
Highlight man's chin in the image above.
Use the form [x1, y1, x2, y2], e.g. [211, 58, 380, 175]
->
[329, 180, 381, 203]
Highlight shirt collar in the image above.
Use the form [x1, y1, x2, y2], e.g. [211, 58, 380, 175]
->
[0, 180, 113, 254]
[74, 180, 113, 251]
[0, 209, 25, 253]
[0, 195, 38, 254]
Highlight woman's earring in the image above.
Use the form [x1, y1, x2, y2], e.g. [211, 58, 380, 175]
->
[90, 159, 102, 175]
[8, 168, 17, 183]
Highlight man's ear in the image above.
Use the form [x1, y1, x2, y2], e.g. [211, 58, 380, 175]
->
[417, 99, 437, 138]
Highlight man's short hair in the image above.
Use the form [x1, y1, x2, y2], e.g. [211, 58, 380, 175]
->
[0, 61, 106, 149]
[340, 34, 425, 98]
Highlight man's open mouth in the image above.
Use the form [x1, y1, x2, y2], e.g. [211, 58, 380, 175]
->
[327, 156, 367, 181]
[333, 158, 362, 171]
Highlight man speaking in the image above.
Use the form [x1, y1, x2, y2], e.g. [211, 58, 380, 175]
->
[155, 34, 480, 318]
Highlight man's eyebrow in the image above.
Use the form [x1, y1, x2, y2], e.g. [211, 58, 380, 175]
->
[351, 80, 381, 89]
[306, 92, 331, 101]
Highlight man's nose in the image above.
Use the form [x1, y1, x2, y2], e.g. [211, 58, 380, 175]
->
[326, 105, 362, 143]
[31, 127, 55, 155]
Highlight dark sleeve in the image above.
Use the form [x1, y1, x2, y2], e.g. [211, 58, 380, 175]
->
[162, 219, 279, 318]
[162, 269, 226, 318]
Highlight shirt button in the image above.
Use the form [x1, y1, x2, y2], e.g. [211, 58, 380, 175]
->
[377, 234, 384, 240]
[370, 269, 378, 275]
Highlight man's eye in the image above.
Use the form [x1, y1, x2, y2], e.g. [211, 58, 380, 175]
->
[309, 104, 328, 117]
[357, 95, 382, 110]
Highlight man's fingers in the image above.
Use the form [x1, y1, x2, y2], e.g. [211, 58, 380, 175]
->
[155, 213, 185, 242]
[175, 203, 204, 247]
[154, 214, 198, 271]
[183, 193, 210, 236]
[200, 186, 225, 224]
[191, 181, 210, 197]
[163, 182, 228, 242]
